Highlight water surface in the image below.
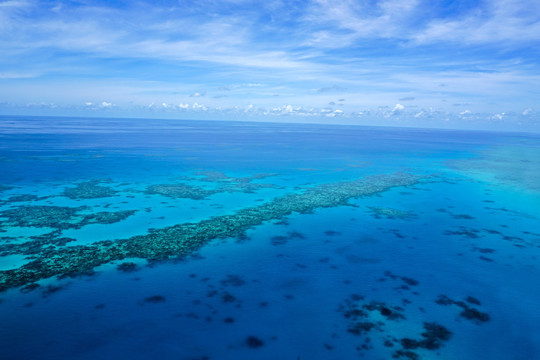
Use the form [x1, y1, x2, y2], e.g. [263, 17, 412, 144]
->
[1, 116, 539, 360]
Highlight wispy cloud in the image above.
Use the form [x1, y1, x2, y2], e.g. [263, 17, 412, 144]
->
[0, 0, 538, 130]
[0, 71, 38, 79]
[303, 0, 540, 45]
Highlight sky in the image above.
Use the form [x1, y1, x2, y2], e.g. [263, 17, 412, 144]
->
[0, 0, 539, 131]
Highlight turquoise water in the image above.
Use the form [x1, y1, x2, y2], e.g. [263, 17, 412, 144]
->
[0, 116, 539, 360]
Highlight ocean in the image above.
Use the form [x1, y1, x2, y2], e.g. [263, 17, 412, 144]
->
[0, 116, 539, 360]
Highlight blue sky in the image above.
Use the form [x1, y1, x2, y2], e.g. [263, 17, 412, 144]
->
[0, 0, 539, 130]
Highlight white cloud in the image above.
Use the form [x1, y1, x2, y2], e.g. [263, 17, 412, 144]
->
[392, 103, 404, 112]
[0, 1, 537, 131]
[192, 102, 207, 111]
[491, 112, 505, 120]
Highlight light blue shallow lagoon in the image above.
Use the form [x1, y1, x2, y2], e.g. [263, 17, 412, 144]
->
[0, 116, 539, 360]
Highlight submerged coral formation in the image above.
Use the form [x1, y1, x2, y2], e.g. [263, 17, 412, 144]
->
[339, 292, 453, 359]
[0, 205, 86, 229]
[367, 206, 417, 220]
[146, 171, 279, 200]
[448, 143, 540, 192]
[146, 184, 214, 200]
[0, 185, 14, 193]
[0, 205, 136, 230]
[400, 322, 452, 350]
[194, 170, 277, 184]
[244, 336, 264, 348]
[435, 295, 490, 323]
[80, 210, 136, 227]
[63, 180, 117, 199]
[7, 194, 40, 203]
[116, 262, 138, 272]
[0, 230, 75, 257]
[0, 172, 423, 291]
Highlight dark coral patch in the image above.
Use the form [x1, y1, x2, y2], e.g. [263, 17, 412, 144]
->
[245, 336, 264, 348]
[117, 262, 138, 272]
[435, 294, 490, 323]
[444, 226, 482, 239]
[20, 283, 40, 293]
[465, 296, 481, 305]
[220, 274, 246, 287]
[393, 349, 420, 359]
[7, 194, 40, 202]
[0, 185, 14, 192]
[144, 295, 166, 303]
[460, 308, 490, 322]
[367, 206, 417, 220]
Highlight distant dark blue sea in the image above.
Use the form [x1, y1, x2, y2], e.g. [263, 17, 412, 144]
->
[0, 116, 539, 360]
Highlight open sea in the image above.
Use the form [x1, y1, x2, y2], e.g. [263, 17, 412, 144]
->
[0, 116, 539, 360]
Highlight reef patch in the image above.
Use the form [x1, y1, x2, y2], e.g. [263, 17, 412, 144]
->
[63, 180, 117, 199]
[435, 295, 490, 323]
[0, 205, 136, 230]
[367, 206, 417, 220]
[339, 292, 453, 359]
[0, 172, 424, 291]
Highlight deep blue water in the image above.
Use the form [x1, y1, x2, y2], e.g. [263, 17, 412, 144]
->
[0, 116, 539, 360]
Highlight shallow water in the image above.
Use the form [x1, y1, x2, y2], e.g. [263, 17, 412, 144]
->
[0, 116, 539, 360]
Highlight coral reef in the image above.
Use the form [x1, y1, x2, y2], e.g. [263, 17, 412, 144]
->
[194, 170, 277, 184]
[220, 274, 246, 287]
[270, 231, 306, 246]
[400, 322, 452, 350]
[0, 205, 85, 229]
[0, 230, 75, 256]
[448, 144, 540, 192]
[0, 205, 136, 230]
[143, 295, 166, 303]
[435, 295, 490, 323]
[80, 210, 136, 227]
[339, 292, 453, 359]
[117, 262, 138, 272]
[382, 271, 420, 288]
[63, 180, 117, 199]
[367, 206, 417, 220]
[7, 194, 40, 202]
[0, 185, 14, 192]
[146, 184, 214, 200]
[0, 172, 424, 291]
[146, 171, 279, 200]
[245, 336, 264, 348]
